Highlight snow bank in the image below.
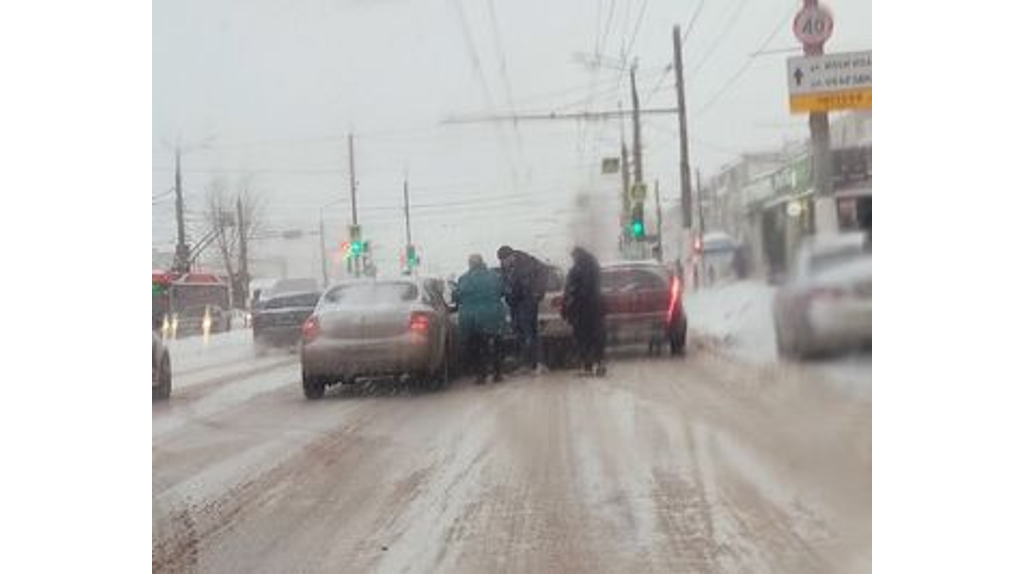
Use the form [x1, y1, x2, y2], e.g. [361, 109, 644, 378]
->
[685, 280, 871, 395]
[164, 328, 258, 375]
[686, 280, 778, 364]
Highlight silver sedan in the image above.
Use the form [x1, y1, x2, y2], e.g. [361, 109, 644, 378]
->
[773, 232, 871, 358]
[299, 278, 456, 399]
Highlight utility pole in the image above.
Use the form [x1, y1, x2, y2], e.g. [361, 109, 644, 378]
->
[696, 169, 705, 238]
[803, 0, 831, 233]
[618, 101, 631, 228]
[654, 180, 663, 262]
[172, 147, 190, 274]
[630, 64, 644, 185]
[673, 24, 693, 230]
[236, 195, 249, 309]
[319, 215, 328, 287]
[620, 142, 631, 251]
[348, 133, 359, 227]
[403, 178, 414, 275]
[403, 178, 412, 248]
[347, 133, 360, 277]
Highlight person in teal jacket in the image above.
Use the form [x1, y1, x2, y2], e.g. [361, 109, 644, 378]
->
[454, 254, 507, 384]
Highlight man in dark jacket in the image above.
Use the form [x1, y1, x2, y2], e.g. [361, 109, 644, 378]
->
[496, 245, 546, 373]
[454, 254, 507, 384]
[562, 246, 606, 376]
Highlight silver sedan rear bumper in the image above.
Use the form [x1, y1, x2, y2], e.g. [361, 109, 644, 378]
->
[301, 333, 434, 380]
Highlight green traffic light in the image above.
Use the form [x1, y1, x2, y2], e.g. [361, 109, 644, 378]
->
[631, 220, 645, 237]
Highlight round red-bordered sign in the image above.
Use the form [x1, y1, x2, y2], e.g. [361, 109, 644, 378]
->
[793, 5, 834, 46]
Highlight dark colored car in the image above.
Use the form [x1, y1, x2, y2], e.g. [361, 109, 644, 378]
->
[152, 331, 172, 400]
[252, 290, 322, 354]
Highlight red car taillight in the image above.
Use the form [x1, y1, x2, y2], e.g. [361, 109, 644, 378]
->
[409, 311, 431, 334]
[666, 275, 682, 324]
[302, 316, 321, 342]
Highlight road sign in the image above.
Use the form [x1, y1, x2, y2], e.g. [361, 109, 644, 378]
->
[787, 50, 871, 113]
[793, 4, 834, 46]
[629, 182, 647, 202]
[601, 157, 620, 174]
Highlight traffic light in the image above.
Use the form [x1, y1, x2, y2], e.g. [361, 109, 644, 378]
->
[629, 202, 645, 239]
[350, 240, 364, 256]
[401, 245, 419, 273]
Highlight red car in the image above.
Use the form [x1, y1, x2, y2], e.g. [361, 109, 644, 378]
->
[599, 261, 687, 355]
[550, 260, 687, 359]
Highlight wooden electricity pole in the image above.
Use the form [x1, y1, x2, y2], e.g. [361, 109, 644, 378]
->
[673, 24, 694, 231]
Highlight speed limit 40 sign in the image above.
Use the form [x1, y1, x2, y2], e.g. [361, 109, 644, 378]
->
[793, 4, 834, 46]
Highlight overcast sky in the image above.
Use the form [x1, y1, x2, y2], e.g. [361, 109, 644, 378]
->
[153, 0, 870, 278]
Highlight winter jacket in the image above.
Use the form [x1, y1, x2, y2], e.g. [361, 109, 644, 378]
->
[562, 249, 604, 328]
[499, 250, 547, 307]
[454, 267, 508, 336]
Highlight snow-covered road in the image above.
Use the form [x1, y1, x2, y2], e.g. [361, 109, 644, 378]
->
[153, 330, 870, 573]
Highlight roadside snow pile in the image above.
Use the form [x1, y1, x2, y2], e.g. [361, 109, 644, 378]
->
[685, 279, 871, 394]
[165, 328, 257, 373]
[686, 280, 778, 363]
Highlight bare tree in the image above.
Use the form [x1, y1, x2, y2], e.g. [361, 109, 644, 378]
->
[203, 176, 264, 307]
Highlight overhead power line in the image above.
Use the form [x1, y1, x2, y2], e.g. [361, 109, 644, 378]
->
[623, 0, 650, 60]
[694, 2, 793, 118]
[691, 0, 752, 77]
[442, 107, 678, 125]
[450, 0, 520, 186]
[681, 0, 709, 45]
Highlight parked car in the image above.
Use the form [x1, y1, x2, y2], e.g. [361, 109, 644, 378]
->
[486, 263, 567, 370]
[252, 277, 320, 310]
[597, 260, 688, 355]
[152, 331, 172, 400]
[536, 264, 574, 367]
[170, 304, 231, 338]
[299, 278, 457, 399]
[773, 232, 871, 358]
[252, 290, 322, 353]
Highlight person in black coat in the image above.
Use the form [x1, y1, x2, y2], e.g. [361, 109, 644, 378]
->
[561, 246, 606, 376]
[497, 245, 547, 373]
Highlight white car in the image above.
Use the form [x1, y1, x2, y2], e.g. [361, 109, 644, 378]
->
[773, 232, 871, 358]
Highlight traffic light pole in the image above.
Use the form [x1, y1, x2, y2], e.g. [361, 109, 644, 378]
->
[655, 180, 663, 262]
[348, 133, 361, 277]
[319, 215, 328, 287]
[403, 178, 412, 248]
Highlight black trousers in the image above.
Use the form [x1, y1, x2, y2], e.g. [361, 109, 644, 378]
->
[465, 330, 502, 380]
[511, 298, 540, 369]
[572, 319, 606, 369]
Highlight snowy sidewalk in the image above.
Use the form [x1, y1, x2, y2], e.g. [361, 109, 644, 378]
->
[686, 280, 779, 363]
[685, 279, 871, 396]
